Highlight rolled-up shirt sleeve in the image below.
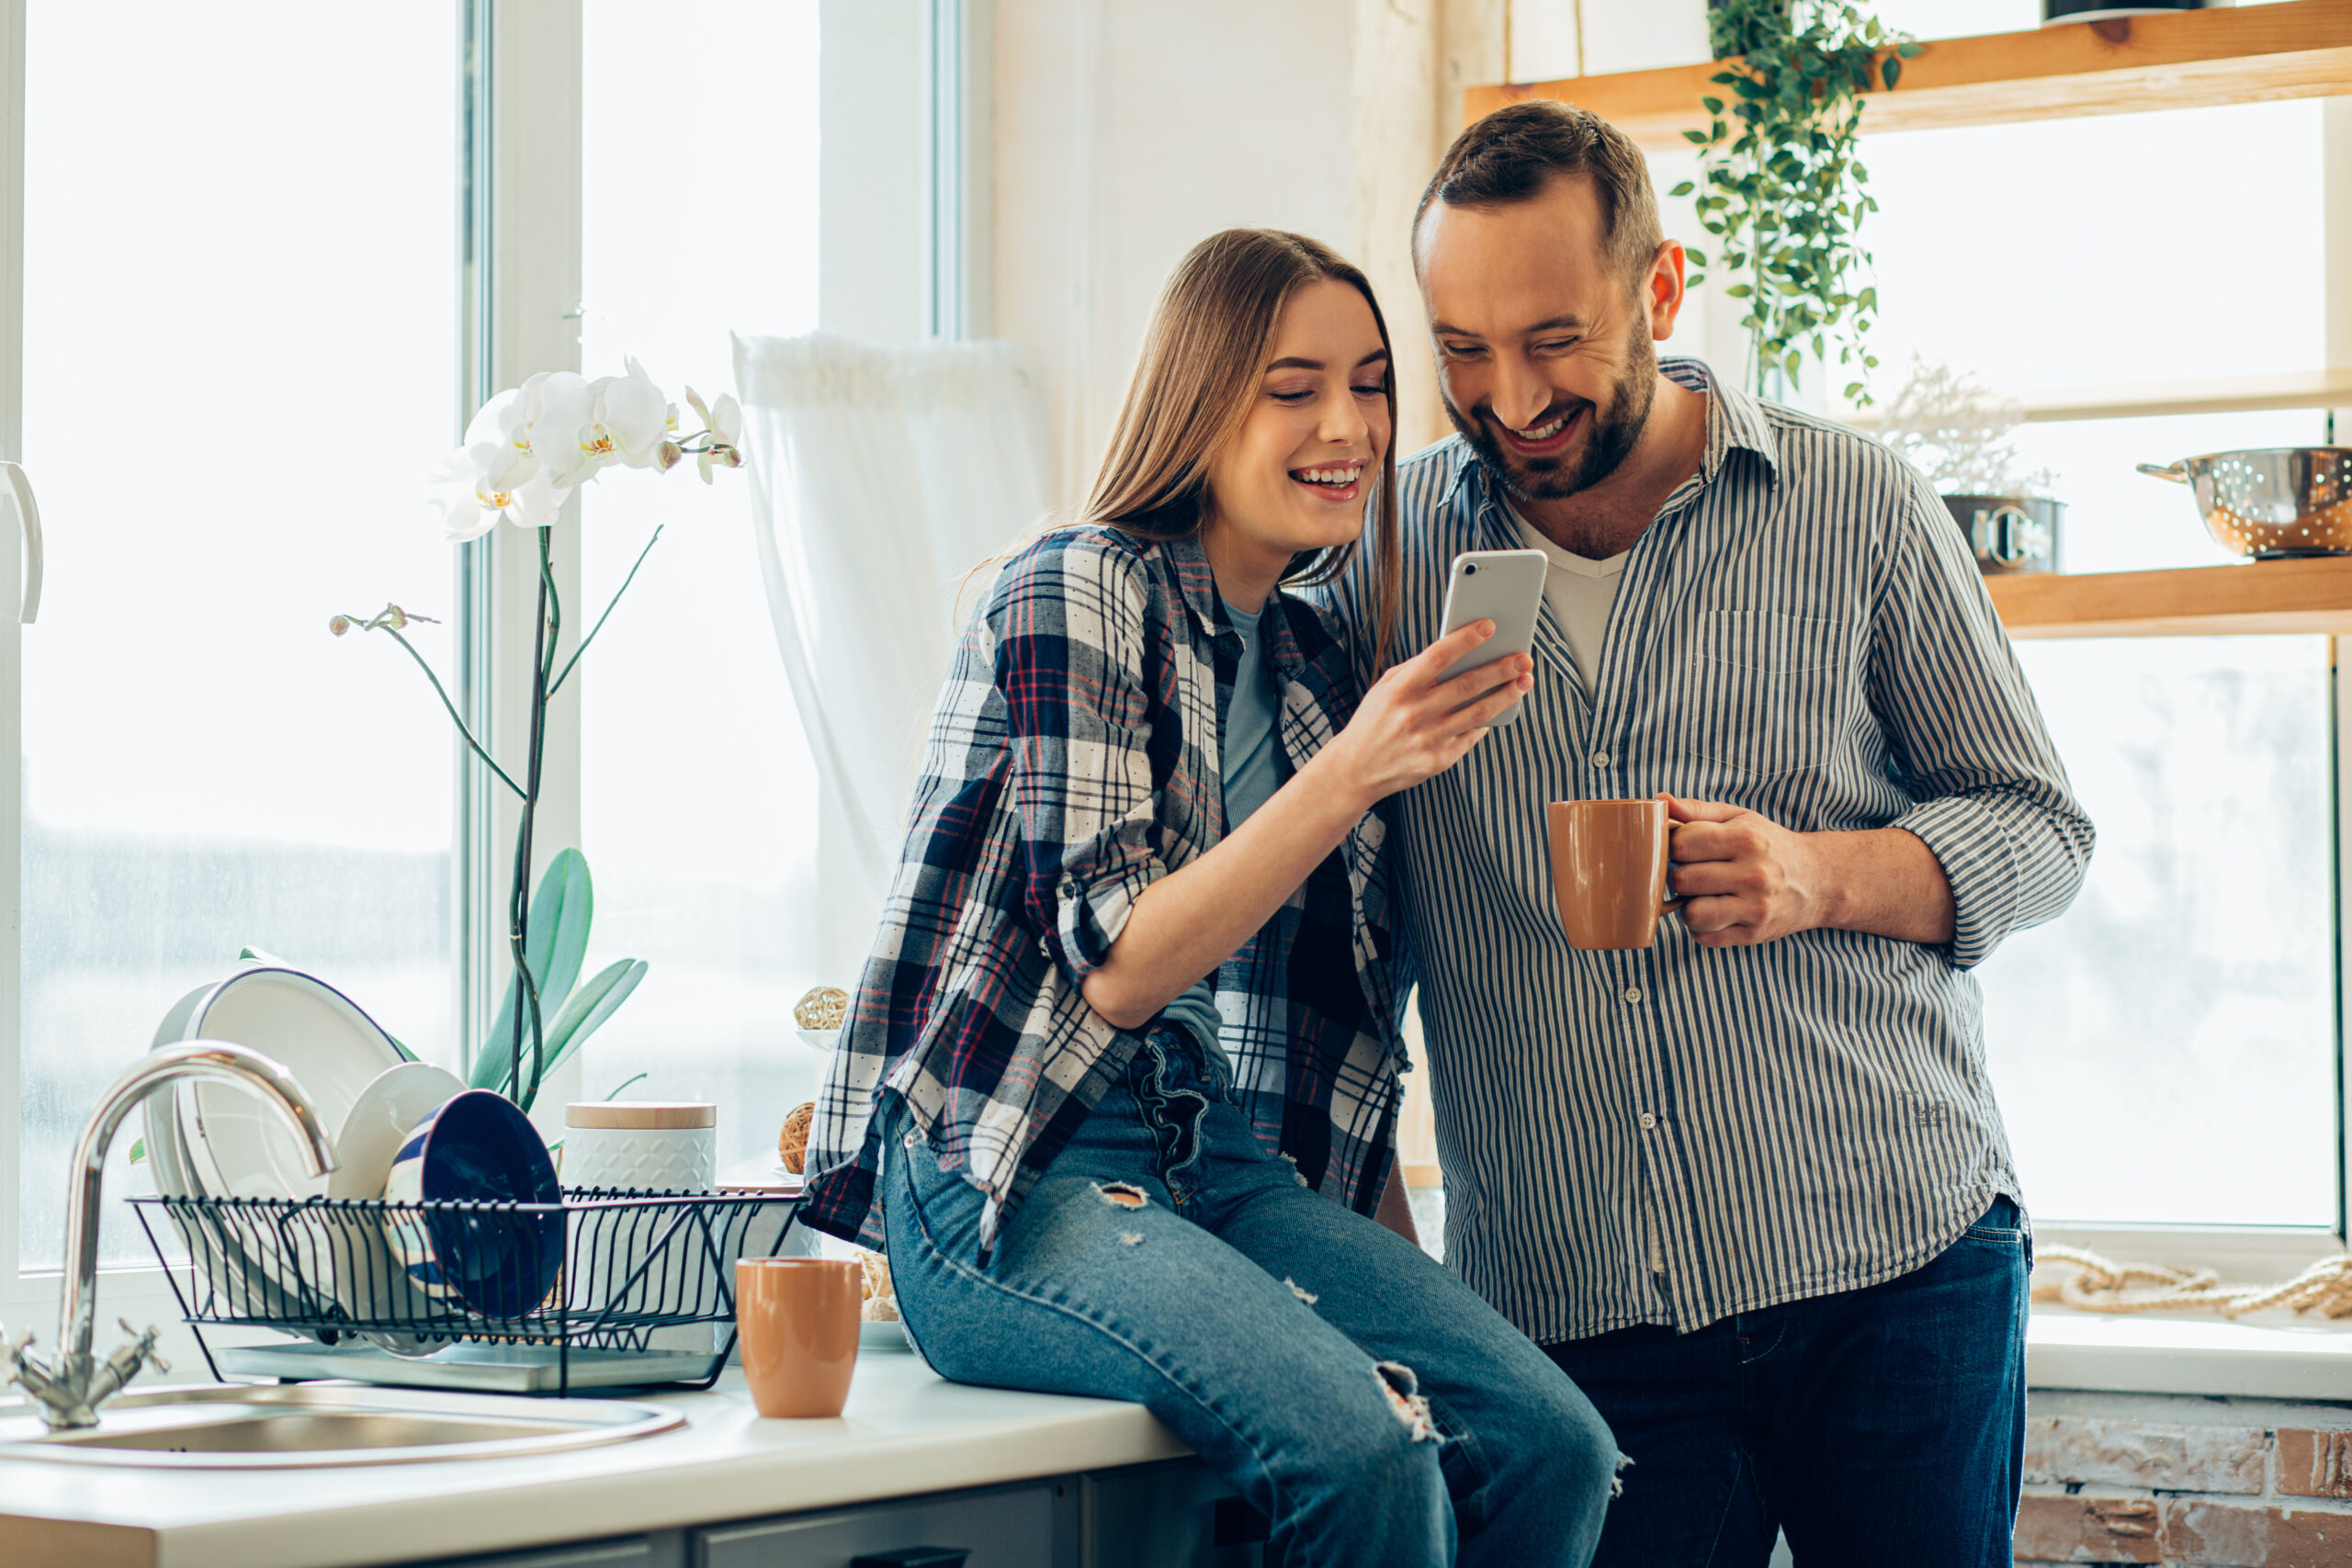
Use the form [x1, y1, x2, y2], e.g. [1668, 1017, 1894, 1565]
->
[1870, 474, 2096, 970]
[994, 537, 1170, 981]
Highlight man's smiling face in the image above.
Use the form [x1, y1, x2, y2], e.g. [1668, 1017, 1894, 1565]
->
[1416, 173, 1671, 507]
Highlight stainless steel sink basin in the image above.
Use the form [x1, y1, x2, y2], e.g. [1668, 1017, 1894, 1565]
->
[0, 1382, 684, 1468]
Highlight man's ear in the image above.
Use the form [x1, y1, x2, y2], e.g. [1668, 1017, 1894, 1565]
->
[1645, 241, 1688, 342]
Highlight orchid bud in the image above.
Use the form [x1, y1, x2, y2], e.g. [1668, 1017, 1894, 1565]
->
[658, 441, 684, 471]
[329, 615, 352, 637]
[382, 605, 410, 631]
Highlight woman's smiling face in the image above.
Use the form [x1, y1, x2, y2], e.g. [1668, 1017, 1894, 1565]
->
[1201, 278, 1392, 602]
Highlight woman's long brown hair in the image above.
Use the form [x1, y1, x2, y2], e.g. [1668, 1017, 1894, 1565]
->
[1084, 229, 1401, 667]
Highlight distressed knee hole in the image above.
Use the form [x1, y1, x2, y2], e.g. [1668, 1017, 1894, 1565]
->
[1094, 1181, 1148, 1210]
[1373, 1360, 1440, 1444]
[1283, 1277, 1319, 1305]
[1275, 1152, 1311, 1189]
[1119, 1231, 1144, 1247]
[1611, 1450, 1633, 1498]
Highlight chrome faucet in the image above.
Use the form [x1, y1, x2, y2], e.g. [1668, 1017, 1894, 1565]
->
[4, 1041, 336, 1428]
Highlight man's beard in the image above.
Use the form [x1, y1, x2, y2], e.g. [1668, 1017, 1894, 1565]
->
[1446, 323, 1657, 505]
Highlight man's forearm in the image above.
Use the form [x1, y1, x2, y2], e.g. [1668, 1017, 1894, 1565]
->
[1668, 796, 1958, 949]
[1812, 826, 1955, 945]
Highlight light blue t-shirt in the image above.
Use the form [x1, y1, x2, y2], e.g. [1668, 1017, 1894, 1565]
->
[1159, 595, 1288, 1062]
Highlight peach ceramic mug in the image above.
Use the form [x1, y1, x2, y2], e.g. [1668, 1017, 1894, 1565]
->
[1546, 797, 1685, 951]
[736, 1258, 862, 1418]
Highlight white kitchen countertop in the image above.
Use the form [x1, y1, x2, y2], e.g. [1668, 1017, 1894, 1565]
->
[0, 1353, 1190, 1568]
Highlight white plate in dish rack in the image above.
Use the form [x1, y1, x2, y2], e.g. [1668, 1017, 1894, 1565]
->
[330, 1060, 465, 1347]
[143, 986, 300, 1321]
[169, 968, 406, 1297]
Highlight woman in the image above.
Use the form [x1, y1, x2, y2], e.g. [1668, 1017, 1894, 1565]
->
[800, 230, 1616, 1566]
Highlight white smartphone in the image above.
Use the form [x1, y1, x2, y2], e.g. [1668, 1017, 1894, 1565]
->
[1435, 548, 1547, 726]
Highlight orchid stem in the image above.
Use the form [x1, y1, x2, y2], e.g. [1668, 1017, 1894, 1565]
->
[508, 527, 559, 1108]
[550, 524, 662, 697]
[379, 625, 526, 799]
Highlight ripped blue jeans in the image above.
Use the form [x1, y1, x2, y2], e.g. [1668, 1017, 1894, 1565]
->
[883, 1029, 1617, 1568]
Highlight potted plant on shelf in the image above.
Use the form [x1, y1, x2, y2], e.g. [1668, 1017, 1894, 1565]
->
[331, 361, 742, 1112]
[1876, 357, 2064, 575]
[1678, 0, 1921, 405]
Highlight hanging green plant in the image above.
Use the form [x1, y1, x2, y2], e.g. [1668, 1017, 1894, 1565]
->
[1673, 0, 1920, 405]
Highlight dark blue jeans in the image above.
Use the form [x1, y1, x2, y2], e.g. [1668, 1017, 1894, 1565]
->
[1544, 1197, 2030, 1568]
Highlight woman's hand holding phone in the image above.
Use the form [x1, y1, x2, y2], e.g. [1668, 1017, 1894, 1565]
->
[1309, 620, 1533, 812]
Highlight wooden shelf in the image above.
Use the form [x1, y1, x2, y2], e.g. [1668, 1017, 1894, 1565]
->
[1990, 557, 2352, 638]
[1464, 0, 2352, 146]
[1840, 367, 2352, 429]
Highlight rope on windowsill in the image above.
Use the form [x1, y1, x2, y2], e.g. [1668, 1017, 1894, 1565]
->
[2033, 1245, 2352, 1319]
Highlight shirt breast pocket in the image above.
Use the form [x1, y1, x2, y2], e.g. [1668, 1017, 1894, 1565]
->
[1685, 610, 1849, 782]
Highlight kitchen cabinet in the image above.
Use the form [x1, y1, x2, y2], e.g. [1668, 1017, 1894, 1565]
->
[412, 1459, 1261, 1568]
[696, 1479, 1067, 1567]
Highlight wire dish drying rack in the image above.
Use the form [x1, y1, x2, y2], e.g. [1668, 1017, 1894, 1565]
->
[129, 1189, 798, 1396]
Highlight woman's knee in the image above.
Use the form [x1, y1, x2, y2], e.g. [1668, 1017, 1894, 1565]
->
[1270, 1365, 1453, 1561]
[1533, 1375, 1623, 1515]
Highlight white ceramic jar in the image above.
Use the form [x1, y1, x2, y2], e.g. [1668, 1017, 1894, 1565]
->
[561, 1102, 718, 1192]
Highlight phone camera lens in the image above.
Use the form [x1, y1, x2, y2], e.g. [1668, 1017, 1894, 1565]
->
[1464, 563, 1479, 575]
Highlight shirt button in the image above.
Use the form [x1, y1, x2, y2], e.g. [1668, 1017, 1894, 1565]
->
[1623, 986, 1644, 1004]
[1591, 750, 1612, 768]
[1639, 1112, 1658, 1131]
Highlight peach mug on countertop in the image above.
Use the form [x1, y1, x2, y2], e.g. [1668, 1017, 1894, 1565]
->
[736, 1258, 862, 1417]
[1546, 797, 1685, 951]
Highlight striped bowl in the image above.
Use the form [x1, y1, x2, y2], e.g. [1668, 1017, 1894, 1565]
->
[381, 1089, 563, 1321]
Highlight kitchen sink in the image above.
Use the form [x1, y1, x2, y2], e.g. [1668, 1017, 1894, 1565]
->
[0, 1382, 684, 1468]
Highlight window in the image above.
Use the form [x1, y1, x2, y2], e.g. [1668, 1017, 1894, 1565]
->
[1840, 98, 2350, 1247]
[576, 0, 829, 1176]
[12, 5, 463, 1275]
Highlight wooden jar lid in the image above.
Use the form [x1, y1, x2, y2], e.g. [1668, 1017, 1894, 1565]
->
[564, 1101, 717, 1130]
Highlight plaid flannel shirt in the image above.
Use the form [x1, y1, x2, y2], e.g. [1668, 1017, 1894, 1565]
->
[799, 525, 1408, 1252]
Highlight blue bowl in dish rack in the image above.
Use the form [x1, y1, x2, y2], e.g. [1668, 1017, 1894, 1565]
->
[381, 1089, 563, 1321]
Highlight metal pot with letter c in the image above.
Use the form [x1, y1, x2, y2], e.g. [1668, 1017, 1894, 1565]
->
[1941, 494, 2063, 577]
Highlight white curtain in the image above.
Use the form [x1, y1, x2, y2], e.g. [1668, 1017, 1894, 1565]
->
[733, 331, 1046, 979]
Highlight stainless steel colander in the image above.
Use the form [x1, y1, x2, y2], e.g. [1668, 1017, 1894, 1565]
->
[2136, 447, 2352, 558]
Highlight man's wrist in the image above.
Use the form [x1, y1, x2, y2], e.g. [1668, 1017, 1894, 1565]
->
[1801, 829, 1859, 934]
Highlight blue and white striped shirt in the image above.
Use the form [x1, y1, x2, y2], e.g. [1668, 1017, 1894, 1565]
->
[1320, 358, 2093, 1341]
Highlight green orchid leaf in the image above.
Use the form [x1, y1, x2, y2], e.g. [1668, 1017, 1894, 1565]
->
[471, 847, 596, 1094]
[510, 958, 650, 1111]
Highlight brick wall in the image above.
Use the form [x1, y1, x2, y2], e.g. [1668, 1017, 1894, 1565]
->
[2016, 1392, 2352, 1566]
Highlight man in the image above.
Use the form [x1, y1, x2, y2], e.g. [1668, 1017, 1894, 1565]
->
[1325, 101, 2093, 1566]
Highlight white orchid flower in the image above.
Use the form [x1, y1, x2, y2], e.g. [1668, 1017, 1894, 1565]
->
[531, 363, 671, 486]
[595, 367, 673, 469]
[467, 370, 581, 462]
[433, 441, 570, 540]
[626, 356, 682, 429]
[684, 386, 743, 484]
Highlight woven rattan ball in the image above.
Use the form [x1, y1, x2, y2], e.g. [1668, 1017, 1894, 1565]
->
[777, 1100, 815, 1174]
[793, 986, 849, 1032]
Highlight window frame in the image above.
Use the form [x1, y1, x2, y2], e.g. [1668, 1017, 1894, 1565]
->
[1931, 101, 2352, 1273]
[0, 0, 582, 1359]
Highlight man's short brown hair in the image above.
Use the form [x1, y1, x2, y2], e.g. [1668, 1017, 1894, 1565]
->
[1414, 100, 1664, 286]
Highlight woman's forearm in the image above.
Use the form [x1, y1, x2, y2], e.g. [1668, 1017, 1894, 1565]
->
[1080, 747, 1372, 1030]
